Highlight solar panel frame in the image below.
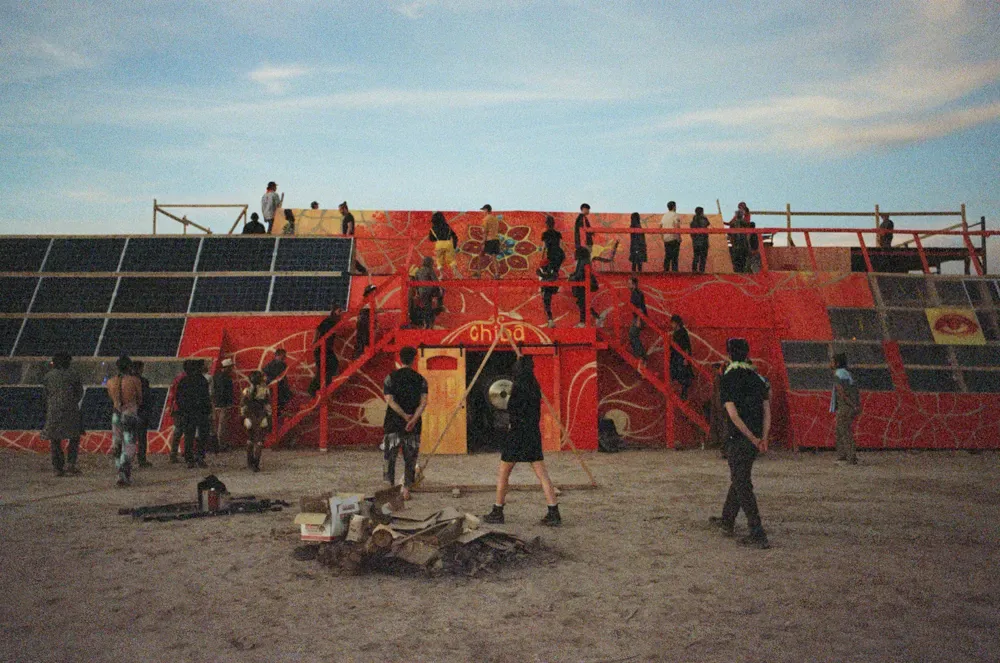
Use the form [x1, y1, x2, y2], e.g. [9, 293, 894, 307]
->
[98, 318, 185, 358]
[269, 276, 350, 312]
[274, 238, 353, 272]
[15, 318, 104, 357]
[43, 238, 126, 273]
[190, 277, 271, 312]
[30, 277, 117, 314]
[196, 237, 276, 272]
[0, 318, 24, 356]
[0, 386, 46, 430]
[0, 238, 51, 272]
[111, 277, 194, 314]
[120, 237, 202, 272]
[0, 277, 39, 313]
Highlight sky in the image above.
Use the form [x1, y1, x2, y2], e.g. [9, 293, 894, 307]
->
[0, 0, 997, 253]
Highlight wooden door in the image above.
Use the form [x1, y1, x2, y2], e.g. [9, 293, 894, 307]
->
[418, 349, 467, 454]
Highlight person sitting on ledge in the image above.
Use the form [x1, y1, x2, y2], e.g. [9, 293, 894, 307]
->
[242, 212, 266, 235]
[878, 214, 894, 249]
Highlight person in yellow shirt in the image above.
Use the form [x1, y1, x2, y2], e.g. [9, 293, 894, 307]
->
[478, 204, 501, 278]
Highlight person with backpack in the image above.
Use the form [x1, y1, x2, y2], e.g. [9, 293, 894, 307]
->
[831, 353, 860, 465]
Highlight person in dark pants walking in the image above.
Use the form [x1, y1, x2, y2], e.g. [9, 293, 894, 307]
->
[133, 361, 153, 468]
[176, 359, 211, 469]
[669, 314, 693, 399]
[41, 352, 83, 477]
[381, 346, 428, 501]
[690, 206, 710, 273]
[711, 338, 771, 549]
[628, 212, 646, 272]
[628, 277, 648, 360]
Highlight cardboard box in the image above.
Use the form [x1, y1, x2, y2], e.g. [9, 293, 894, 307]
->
[330, 494, 364, 537]
[294, 511, 334, 542]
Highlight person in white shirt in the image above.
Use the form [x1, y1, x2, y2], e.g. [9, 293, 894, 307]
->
[261, 181, 283, 234]
[661, 201, 681, 272]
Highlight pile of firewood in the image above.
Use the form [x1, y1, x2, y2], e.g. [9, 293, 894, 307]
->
[299, 505, 552, 578]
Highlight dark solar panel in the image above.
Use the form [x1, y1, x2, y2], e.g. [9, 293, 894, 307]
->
[31, 277, 117, 314]
[780, 341, 829, 365]
[954, 346, 1000, 368]
[831, 342, 886, 365]
[80, 387, 168, 431]
[196, 237, 275, 272]
[884, 310, 933, 342]
[0, 387, 45, 430]
[269, 276, 350, 312]
[15, 318, 104, 357]
[121, 237, 201, 272]
[899, 344, 951, 366]
[0, 277, 38, 313]
[934, 280, 970, 307]
[852, 368, 894, 391]
[99, 319, 185, 357]
[112, 277, 194, 314]
[906, 369, 961, 392]
[976, 311, 1000, 341]
[876, 276, 930, 307]
[963, 280, 992, 308]
[44, 238, 125, 273]
[0, 318, 23, 356]
[0, 238, 51, 272]
[274, 238, 353, 272]
[828, 308, 883, 341]
[190, 277, 270, 312]
[963, 371, 1000, 393]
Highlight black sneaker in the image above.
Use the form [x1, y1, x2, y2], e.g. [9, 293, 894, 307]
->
[54, 468, 65, 477]
[540, 507, 562, 527]
[739, 533, 770, 550]
[709, 516, 735, 537]
[65, 465, 81, 476]
[482, 506, 505, 524]
[138, 460, 153, 468]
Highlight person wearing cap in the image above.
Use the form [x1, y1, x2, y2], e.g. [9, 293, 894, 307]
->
[710, 338, 771, 549]
[477, 204, 501, 278]
[41, 352, 83, 477]
[242, 212, 266, 235]
[107, 355, 143, 486]
[211, 358, 237, 452]
[261, 181, 283, 234]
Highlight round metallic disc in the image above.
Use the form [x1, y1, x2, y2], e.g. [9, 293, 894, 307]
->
[487, 379, 513, 410]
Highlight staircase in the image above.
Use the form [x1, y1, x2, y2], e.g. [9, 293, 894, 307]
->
[268, 274, 403, 449]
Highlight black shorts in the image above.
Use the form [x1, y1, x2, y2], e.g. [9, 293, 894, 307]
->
[483, 239, 501, 255]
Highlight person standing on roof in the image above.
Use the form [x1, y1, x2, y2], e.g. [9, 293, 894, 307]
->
[42, 352, 83, 477]
[477, 204, 501, 278]
[690, 206, 710, 273]
[429, 211, 460, 279]
[339, 201, 369, 275]
[629, 213, 647, 272]
[661, 201, 681, 272]
[261, 181, 283, 234]
[242, 212, 266, 235]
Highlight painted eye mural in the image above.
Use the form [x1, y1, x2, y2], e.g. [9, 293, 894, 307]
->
[933, 313, 979, 337]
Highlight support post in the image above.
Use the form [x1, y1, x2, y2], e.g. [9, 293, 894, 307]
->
[319, 345, 328, 451]
[858, 232, 874, 273]
[584, 264, 592, 327]
[982, 216, 988, 274]
[912, 234, 931, 274]
[874, 204, 880, 229]
[757, 229, 769, 273]
[153, 199, 157, 235]
[664, 350, 675, 449]
[804, 231, 819, 272]
[785, 203, 793, 247]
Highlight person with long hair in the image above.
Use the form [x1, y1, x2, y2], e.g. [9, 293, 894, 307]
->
[241, 370, 271, 472]
[628, 212, 647, 272]
[482, 355, 561, 526]
[429, 211, 460, 278]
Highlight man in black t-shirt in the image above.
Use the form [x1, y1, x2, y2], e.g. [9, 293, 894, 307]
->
[339, 201, 369, 275]
[712, 337, 771, 549]
[382, 346, 428, 499]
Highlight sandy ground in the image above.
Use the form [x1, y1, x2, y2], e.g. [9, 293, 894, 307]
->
[1, 446, 998, 663]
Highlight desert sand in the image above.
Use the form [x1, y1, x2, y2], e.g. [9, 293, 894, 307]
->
[1, 447, 998, 663]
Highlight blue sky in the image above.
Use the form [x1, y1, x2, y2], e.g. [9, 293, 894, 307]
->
[0, 0, 997, 248]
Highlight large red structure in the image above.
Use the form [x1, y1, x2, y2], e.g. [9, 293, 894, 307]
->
[1, 207, 996, 455]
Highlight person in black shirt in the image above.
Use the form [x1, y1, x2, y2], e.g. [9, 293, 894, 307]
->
[540, 215, 565, 272]
[711, 337, 771, 549]
[263, 349, 293, 414]
[628, 277, 647, 359]
[690, 207, 710, 273]
[569, 246, 600, 328]
[382, 346, 428, 500]
[242, 212, 266, 235]
[309, 307, 342, 395]
[628, 212, 647, 272]
[133, 361, 154, 467]
[355, 284, 377, 358]
[669, 314, 693, 399]
[878, 214, 894, 249]
[573, 203, 593, 249]
[339, 201, 369, 275]
[176, 359, 211, 469]
[482, 355, 561, 526]
[211, 358, 236, 452]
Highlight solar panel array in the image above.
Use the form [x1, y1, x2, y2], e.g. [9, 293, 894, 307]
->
[0, 386, 168, 431]
[1, 236, 354, 357]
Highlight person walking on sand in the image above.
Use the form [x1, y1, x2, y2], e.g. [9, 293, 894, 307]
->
[382, 346, 428, 500]
[41, 352, 83, 477]
[831, 353, 860, 465]
[241, 370, 272, 472]
[482, 355, 562, 526]
[710, 338, 771, 549]
[107, 355, 143, 487]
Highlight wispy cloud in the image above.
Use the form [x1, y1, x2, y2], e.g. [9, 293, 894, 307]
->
[392, 0, 530, 19]
[248, 64, 312, 94]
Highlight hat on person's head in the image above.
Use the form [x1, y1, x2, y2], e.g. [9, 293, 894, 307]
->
[221, 358, 234, 367]
[267, 181, 277, 190]
[480, 204, 492, 212]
